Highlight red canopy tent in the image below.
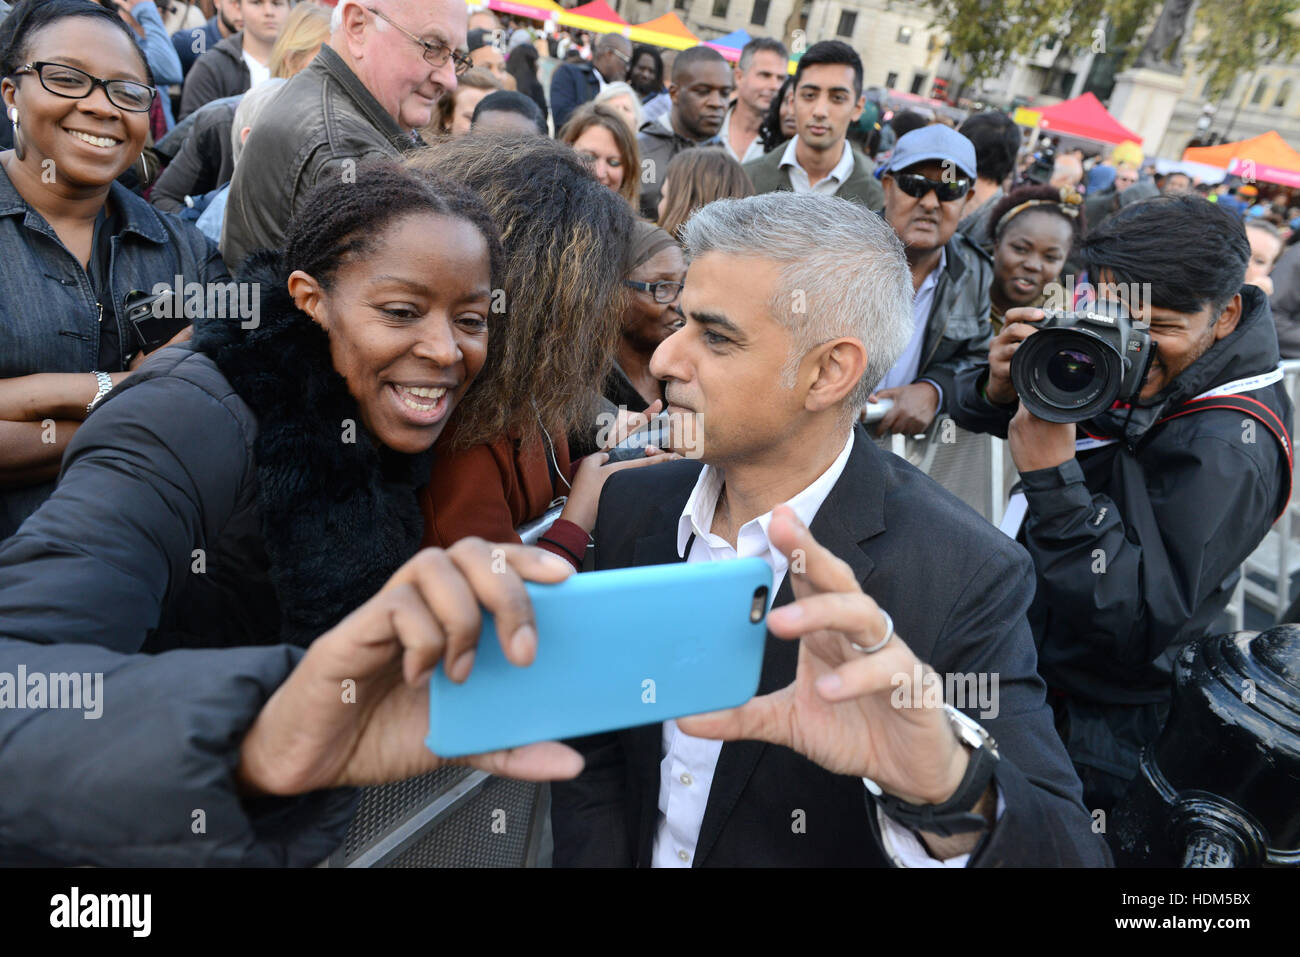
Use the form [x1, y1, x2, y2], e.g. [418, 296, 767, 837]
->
[556, 0, 628, 34]
[1036, 92, 1142, 146]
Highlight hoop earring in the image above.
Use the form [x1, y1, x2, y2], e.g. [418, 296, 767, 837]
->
[9, 107, 24, 162]
[136, 151, 149, 182]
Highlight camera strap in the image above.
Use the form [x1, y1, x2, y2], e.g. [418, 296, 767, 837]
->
[1000, 367, 1292, 536]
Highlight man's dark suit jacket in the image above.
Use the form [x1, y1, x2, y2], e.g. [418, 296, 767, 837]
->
[550, 425, 1111, 866]
[549, 61, 601, 132]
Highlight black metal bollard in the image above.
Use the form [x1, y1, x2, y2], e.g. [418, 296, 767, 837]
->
[1112, 624, 1300, 867]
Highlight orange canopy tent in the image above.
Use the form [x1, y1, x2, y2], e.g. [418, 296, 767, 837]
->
[1036, 92, 1142, 146]
[556, 0, 629, 35]
[629, 12, 698, 51]
[1183, 131, 1300, 188]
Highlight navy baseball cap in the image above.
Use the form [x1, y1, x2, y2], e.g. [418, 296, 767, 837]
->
[882, 125, 977, 181]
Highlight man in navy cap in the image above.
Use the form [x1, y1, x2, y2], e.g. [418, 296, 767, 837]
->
[870, 124, 995, 437]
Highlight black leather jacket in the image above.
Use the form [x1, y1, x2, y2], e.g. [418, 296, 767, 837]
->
[222, 44, 418, 269]
[916, 229, 996, 407]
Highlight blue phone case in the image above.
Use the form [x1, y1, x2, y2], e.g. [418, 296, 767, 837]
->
[426, 558, 772, 757]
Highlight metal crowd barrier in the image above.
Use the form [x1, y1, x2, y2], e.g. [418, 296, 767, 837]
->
[1226, 358, 1300, 627]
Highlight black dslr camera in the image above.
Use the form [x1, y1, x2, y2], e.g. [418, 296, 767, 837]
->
[1009, 299, 1154, 423]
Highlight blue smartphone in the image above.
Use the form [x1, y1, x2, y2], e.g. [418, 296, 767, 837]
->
[426, 558, 772, 757]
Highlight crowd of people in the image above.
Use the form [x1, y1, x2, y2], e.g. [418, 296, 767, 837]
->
[0, 0, 1293, 868]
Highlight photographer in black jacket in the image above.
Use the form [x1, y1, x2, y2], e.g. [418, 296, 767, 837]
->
[948, 196, 1293, 814]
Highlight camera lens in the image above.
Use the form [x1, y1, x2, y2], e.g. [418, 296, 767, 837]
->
[1046, 349, 1097, 394]
[1011, 329, 1123, 423]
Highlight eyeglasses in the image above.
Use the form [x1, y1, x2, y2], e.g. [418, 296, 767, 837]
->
[366, 7, 473, 76]
[892, 172, 971, 203]
[14, 62, 156, 113]
[607, 48, 631, 66]
[625, 279, 683, 304]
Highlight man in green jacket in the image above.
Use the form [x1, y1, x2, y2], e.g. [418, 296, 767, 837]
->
[742, 40, 882, 212]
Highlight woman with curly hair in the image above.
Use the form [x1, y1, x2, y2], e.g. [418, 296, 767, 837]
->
[986, 184, 1085, 332]
[656, 146, 754, 242]
[407, 135, 675, 565]
[558, 102, 640, 209]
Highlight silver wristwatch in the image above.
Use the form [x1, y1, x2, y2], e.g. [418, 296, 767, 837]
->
[87, 371, 113, 415]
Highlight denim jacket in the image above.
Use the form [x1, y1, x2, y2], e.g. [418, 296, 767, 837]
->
[0, 162, 228, 537]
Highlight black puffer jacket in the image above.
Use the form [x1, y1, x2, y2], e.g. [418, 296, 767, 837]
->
[0, 250, 430, 652]
[948, 285, 1292, 779]
[0, 637, 358, 865]
[0, 252, 440, 864]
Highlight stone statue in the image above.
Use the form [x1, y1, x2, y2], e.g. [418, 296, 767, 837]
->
[1134, 0, 1197, 72]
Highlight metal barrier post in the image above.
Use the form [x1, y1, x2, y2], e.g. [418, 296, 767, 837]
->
[989, 437, 1006, 527]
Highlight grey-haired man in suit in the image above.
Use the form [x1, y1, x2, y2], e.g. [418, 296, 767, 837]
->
[550, 192, 1110, 867]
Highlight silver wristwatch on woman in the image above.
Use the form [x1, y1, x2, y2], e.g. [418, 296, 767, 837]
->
[87, 371, 114, 415]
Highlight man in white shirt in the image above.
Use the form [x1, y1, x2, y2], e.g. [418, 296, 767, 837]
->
[550, 192, 1109, 868]
[718, 37, 786, 166]
[235, 0, 286, 86]
[741, 41, 883, 211]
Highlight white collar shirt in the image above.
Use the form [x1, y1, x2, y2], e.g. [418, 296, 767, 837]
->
[651, 426, 999, 867]
[719, 104, 766, 165]
[778, 136, 854, 195]
[652, 430, 855, 868]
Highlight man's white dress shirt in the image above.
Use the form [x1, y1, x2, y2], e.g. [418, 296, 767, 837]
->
[650, 431, 996, 867]
[778, 136, 854, 195]
[719, 104, 766, 165]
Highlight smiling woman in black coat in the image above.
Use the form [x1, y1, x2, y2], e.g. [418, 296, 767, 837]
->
[0, 161, 503, 652]
[0, 161, 593, 866]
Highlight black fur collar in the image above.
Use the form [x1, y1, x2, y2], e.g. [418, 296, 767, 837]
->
[192, 250, 431, 646]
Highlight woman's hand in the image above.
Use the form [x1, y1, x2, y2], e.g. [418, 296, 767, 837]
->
[599, 399, 664, 451]
[559, 446, 680, 533]
[128, 324, 193, 372]
[235, 539, 585, 796]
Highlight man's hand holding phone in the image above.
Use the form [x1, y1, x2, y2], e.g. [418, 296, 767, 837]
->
[676, 505, 992, 856]
[236, 539, 585, 797]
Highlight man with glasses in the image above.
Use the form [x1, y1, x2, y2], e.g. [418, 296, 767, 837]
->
[742, 41, 883, 212]
[222, 0, 470, 268]
[870, 125, 995, 437]
[548, 33, 630, 132]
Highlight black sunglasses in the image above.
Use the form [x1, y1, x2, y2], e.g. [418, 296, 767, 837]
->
[625, 279, 683, 304]
[14, 61, 155, 112]
[892, 172, 971, 203]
